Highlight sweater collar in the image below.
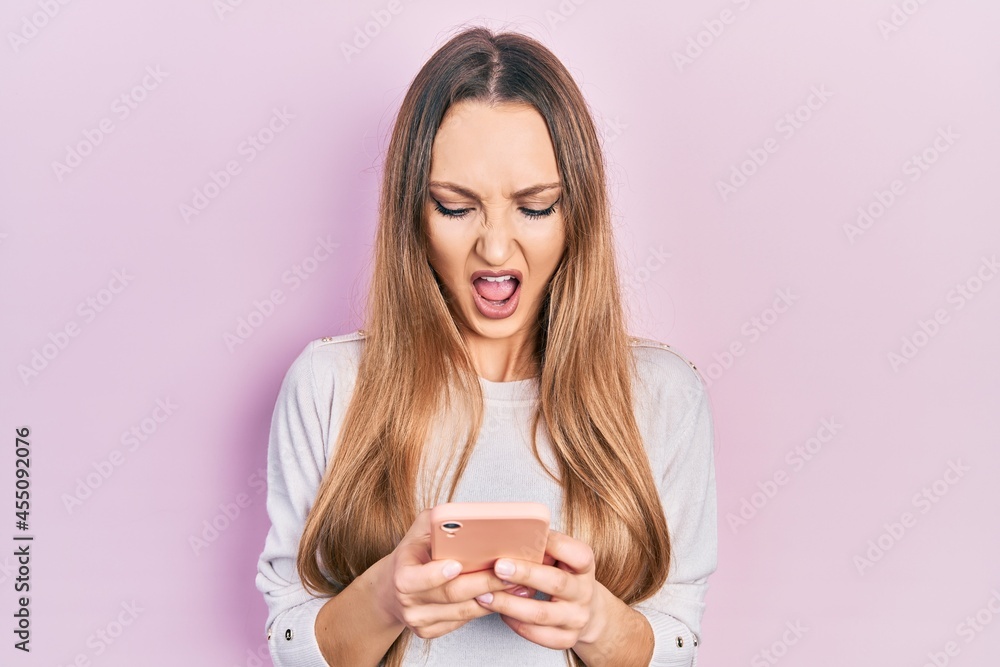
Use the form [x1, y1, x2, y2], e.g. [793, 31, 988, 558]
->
[478, 375, 539, 404]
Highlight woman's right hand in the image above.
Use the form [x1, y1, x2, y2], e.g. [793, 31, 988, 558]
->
[374, 508, 529, 639]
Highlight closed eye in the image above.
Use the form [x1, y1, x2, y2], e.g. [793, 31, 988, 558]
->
[432, 199, 559, 220]
[522, 199, 559, 219]
[433, 200, 471, 219]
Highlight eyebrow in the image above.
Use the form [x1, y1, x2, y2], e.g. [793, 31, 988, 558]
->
[428, 181, 562, 202]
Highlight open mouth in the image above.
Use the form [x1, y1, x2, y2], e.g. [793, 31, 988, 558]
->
[474, 275, 518, 303]
[470, 272, 521, 319]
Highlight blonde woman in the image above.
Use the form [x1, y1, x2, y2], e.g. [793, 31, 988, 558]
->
[255, 25, 717, 667]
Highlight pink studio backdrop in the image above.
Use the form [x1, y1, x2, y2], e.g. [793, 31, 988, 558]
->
[2, 1, 999, 665]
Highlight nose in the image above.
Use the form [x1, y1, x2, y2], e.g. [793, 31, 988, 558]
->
[475, 208, 516, 266]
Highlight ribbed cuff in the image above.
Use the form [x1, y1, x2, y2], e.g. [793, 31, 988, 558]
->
[267, 596, 332, 667]
[633, 607, 697, 667]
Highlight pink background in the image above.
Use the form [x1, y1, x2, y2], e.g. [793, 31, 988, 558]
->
[3, 1, 999, 665]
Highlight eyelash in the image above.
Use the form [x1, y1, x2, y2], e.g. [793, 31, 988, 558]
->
[432, 198, 559, 220]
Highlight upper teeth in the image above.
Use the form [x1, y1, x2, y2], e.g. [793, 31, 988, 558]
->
[481, 275, 514, 282]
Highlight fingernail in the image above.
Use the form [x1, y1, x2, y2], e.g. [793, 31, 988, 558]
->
[495, 559, 514, 576]
[442, 561, 461, 579]
[476, 592, 493, 604]
[512, 586, 531, 597]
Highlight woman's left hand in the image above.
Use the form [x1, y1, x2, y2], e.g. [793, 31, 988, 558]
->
[474, 529, 607, 650]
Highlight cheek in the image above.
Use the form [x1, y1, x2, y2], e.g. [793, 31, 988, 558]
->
[424, 217, 449, 264]
[530, 227, 567, 270]
[424, 226, 470, 289]
[426, 220, 476, 260]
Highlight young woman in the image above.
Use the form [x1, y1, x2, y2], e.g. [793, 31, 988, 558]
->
[255, 25, 717, 667]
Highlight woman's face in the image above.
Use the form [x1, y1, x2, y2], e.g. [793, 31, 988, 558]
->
[424, 100, 566, 348]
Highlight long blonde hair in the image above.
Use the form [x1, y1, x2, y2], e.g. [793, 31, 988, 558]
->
[297, 25, 671, 667]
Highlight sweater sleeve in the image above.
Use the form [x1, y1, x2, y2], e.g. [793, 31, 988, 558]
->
[255, 341, 336, 667]
[631, 352, 718, 667]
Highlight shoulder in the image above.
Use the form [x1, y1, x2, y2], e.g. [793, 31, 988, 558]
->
[629, 335, 706, 396]
[313, 329, 366, 362]
[628, 335, 710, 435]
[281, 329, 366, 398]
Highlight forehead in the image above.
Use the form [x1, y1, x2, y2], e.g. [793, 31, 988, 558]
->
[429, 100, 559, 187]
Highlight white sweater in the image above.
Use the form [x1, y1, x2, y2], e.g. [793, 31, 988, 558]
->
[255, 330, 717, 667]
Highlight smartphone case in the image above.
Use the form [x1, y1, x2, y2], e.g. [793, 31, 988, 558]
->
[429, 501, 551, 573]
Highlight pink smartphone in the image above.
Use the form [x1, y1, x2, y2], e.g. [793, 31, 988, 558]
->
[429, 501, 550, 574]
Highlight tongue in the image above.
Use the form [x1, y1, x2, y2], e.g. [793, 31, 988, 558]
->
[473, 277, 518, 301]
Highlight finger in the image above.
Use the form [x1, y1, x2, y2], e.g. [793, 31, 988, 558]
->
[501, 613, 579, 650]
[402, 598, 496, 635]
[493, 556, 580, 601]
[400, 508, 434, 547]
[508, 585, 536, 598]
[475, 590, 582, 629]
[397, 564, 516, 605]
[541, 530, 595, 575]
[500, 580, 537, 598]
[395, 510, 464, 594]
[395, 533, 432, 569]
[395, 509, 434, 565]
[419, 569, 517, 604]
[395, 555, 465, 595]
